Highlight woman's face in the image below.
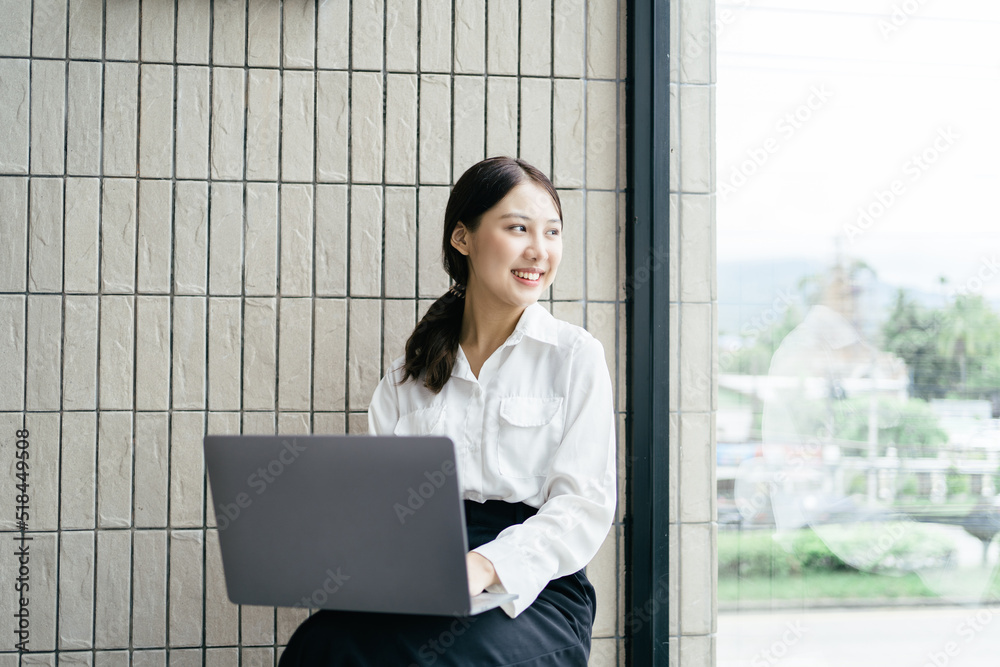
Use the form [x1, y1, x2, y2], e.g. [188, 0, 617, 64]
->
[452, 180, 563, 309]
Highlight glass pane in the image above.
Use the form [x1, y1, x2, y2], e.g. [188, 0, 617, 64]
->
[716, 2, 1000, 665]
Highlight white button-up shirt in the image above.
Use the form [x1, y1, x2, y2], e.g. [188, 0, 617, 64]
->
[367, 301, 617, 619]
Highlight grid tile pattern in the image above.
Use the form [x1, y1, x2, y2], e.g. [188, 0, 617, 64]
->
[0, 0, 631, 663]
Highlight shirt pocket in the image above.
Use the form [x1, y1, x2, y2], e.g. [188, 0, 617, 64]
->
[496, 396, 564, 478]
[393, 403, 446, 436]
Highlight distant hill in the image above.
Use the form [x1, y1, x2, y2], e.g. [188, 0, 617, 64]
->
[717, 259, 952, 343]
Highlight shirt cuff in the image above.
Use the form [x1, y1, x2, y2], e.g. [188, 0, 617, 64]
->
[470, 541, 545, 619]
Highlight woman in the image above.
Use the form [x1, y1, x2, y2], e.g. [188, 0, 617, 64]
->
[279, 156, 617, 666]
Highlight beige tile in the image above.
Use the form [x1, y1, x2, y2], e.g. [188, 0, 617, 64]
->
[139, 65, 174, 178]
[101, 179, 137, 293]
[58, 530, 94, 648]
[586, 190, 618, 301]
[417, 186, 450, 298]
[586, 80, 617, 191]
[135, 412, 169, 527]
[553, 79, 586, 188]
[278, 297, 313, 410]
[351, 0, 384, 71]
[281, 71, 316, 183]
[205, 647, 239, 667]
[241, 648, 274, 666]
[30, 60, 65, 174]
[175, 66, 210, 180]
[419, 74, 452, 184]
[679, 84, 714, 194]
[0, 0, 30, 56]
[486, 77, 519, 158]
[280, 183, 314, 296]
[208, 297, 242, 411]
[316, 0, 349, 68]
[136, 296, 171, 411]
[66, 60, 101, 175]
[453, 76, 486, 177]
[679, 302, 712, 413]
[28, 177, 63, 292]
[420, 0, 451, 73]
[99, 296, 135, 410]
[167, 649, 201, 666]
[102, 63, 138, 177]
[104, 0, 137, 59]
[487, 0, 519, 75]
[63, 296, 97, 410]
[94, 652, 128, 667]
[349, 185, 383, 297]
[383, 298, 416, 370]
[678, 523, 713, 636]
[520, 0, 551, 76]
[554, 0, 586, 78]
[0, 178, 27, 290]
[386, 0, 418, 71]
[176, 0, 210, 63]
[679, 195, 712, 303]
[586, 302, 616, 378]
[454, 0, 485, 73]
[210, 67, 245, 180]
[350, 71, 384, 183]
[314, 412, 346, 434]
[68, 0, 103, 59]
[316, 70, 349, 183]
[669, 413, 679, 524]
[60, 412, 96, 529]
[551, 189, 583, 301]
[245, 182, 279, 295]
[141, 3, 174, 62]
[94, 530, 131, 648]
[314, 298, 347, 411]
[519, 77, 551, 175]
[679, 412, 713, 523]
[132, 530, 167, 648]
[679, 0, 712, 85]
[590, 531, 617, 638]
[347, 410, 370, 435]
[278, 412, 311, 433]
[679, 633, 715, 667]
[22, 413, 58, 530]
[168, 530, 204, 646]
[283, 0, 316, 68]
[277, 607, 310, 645]
[137, 179, 172, 293]
[670, 83, 680, 193]
[171, 296, 206, 409]
[385, 74, 418, 185]
[315, 184, 348, 296]
[32, 0, 67, 57]
[243, 298, 277, 410]
[25, 295, 61, 410]
[0, 60, 28, 173]
[240, 604, 274, 645]
[588, 637, 617, 667]
[98, 411, 134, 528]
[668, 521, 679, 637]
[0, 297, 24, 411]
[246, 68, 281, 181]
[205, 530, 239, 645]
[348, 298, 381, 412]
[211, 0, 245, 66]
[384, 187, 417, 298]
[169, 410, 205, 527]
[132, 650, 166, 667]
[669, 302, 679, 412]
[587, 0, 618, 79]
[209, 183, 244, 295]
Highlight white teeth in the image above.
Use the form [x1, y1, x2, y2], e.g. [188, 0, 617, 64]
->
[512, 270, 540, 281]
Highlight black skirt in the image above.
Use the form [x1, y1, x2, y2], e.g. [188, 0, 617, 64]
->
[278, 499, 598, 666]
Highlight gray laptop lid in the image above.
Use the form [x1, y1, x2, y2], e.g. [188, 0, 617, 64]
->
[203, 434, 516, 616]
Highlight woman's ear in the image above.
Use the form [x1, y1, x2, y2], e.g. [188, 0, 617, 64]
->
[451, 222, 470, 256]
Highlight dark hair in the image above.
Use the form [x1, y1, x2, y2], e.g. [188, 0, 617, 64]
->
[397, 156, 562, 394]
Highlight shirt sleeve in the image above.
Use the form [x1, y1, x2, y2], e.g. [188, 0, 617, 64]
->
[471, 335, 617, 619]
[367, 362, 402, 436]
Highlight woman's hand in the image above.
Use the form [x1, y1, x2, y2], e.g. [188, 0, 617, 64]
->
[466, 551, 499, 597]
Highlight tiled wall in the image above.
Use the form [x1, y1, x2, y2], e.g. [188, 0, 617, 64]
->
[668, 0, 718, 664]
[0, 0, 638, 664]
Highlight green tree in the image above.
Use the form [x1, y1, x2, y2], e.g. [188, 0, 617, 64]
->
[937, 294, 1000, 398]
[881, 290, 955, 400]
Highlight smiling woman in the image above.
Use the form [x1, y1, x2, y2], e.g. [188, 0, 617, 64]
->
[278, 157, 617, 666]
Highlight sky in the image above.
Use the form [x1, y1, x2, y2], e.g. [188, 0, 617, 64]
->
[716, 0, 1000, 299]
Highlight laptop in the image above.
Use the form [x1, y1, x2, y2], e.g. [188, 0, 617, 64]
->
[202, 433, 518, 617]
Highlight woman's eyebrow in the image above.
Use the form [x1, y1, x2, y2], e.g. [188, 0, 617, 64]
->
[499, 212, 563, 226]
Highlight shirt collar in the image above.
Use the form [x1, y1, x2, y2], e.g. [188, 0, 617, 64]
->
[451, 302, 559, 381]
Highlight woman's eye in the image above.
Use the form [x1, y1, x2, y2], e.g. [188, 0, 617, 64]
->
[510, 225, 526, 232]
